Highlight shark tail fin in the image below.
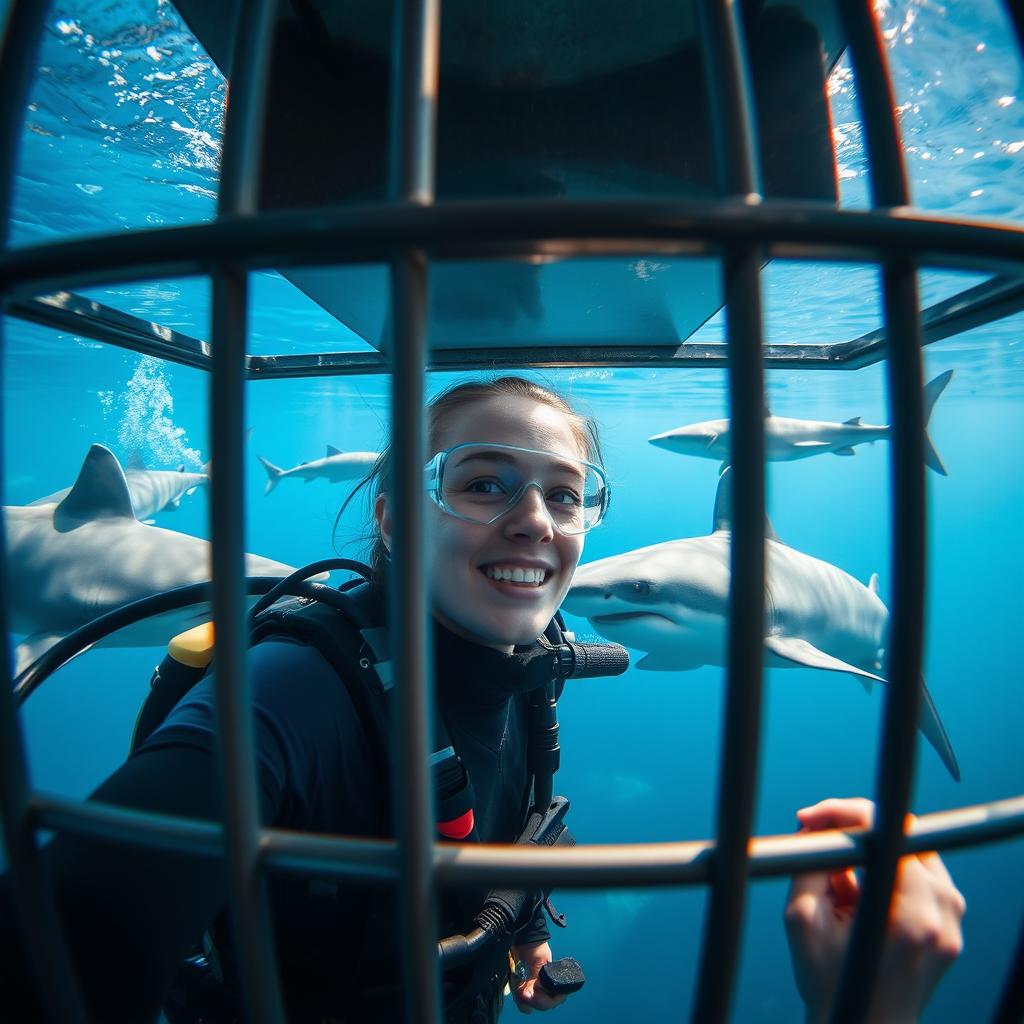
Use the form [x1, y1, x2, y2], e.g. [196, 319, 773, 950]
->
[918, 674, 960, 782]
[258, 455, 285, 495]
[922, 369, 953, 476]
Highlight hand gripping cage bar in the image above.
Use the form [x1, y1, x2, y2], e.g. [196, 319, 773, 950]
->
[2, 1, 1024, 1023]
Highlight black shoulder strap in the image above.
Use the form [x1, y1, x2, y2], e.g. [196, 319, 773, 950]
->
[250, 584, 480, 841]
[250, 584, 396, 833]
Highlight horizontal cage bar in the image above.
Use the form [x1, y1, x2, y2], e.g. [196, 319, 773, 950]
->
[30, 792, 1024, 888]
[8, 270, 1024, 376]
[2, 201, 1024, 298]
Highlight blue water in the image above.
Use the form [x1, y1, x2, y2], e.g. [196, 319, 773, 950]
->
[4, 1, 1024, 1021]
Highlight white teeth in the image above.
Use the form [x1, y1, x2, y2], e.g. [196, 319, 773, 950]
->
[484, 566, 547, 585]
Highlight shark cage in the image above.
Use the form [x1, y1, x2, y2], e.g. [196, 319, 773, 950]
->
[1, 0, 1023, 1022]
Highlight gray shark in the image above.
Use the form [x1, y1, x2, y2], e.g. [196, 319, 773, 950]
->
[563, 470, 959, 780]
[6, 444, 311, 677]
[30, 450, 209, 520]
[258, 445, 379, 495]
[648, 370, 953, 475]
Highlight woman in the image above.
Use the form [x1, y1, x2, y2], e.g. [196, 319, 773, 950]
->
[0, 376, 962, 1022]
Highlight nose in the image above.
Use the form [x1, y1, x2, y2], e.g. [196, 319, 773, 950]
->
[501, 482, 555, 542]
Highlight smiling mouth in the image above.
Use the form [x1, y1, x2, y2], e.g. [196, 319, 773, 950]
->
[481, 565, 549, 586]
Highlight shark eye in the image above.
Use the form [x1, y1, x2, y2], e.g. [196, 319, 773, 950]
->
[631, 581, 650, 596]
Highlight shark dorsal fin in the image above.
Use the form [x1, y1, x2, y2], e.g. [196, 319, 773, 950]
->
[712, 467, 732, 532]
[868, 572, 880, 595]
[843, 416, 862, 426]
[326, 444, 342, 457]
[55, 444, 135, 527]
[176, 463, 186, 473]
[712, 467, 778, 540]
[127, 450, 147, 471]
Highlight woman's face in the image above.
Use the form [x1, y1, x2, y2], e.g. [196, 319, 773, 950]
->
[377, 394, 587, 651]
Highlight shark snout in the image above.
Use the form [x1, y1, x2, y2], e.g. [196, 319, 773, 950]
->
[562, 581, 612, 616]
[647, 428, 689, 452]
[565, 574, 657, 619]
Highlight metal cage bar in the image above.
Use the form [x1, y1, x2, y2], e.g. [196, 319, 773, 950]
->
[386, 1, 443, 1021]
[831, 3, 928, 1022]
[208, 0, 283, 1021]
[0, 1, 90, 1020]
[25, 790, 1024, 885]
[10, 269, 1024, 377]
[3, 201, 1024, 295]
[691, 1, 766, 1021]
[992, 913, 1024, 1024]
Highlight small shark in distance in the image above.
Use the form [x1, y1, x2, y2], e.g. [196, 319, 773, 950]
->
[30, 450, 209, 520]
[648, 369, 953, 475]
[563, 469, 960, 781]
[6, 444, 313, 677]
[258, 446, 379, 495]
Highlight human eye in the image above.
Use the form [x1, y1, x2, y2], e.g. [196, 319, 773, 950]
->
[464, 477, 507, 496]
[547, 487, 583, 507]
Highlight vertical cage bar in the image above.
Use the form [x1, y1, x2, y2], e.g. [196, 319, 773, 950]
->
[209, 0, 282, 1021]
[387, 1, 442, 1022]
[691, 1, 766, 1022]
[992, 913, 1024, 1024]
[0, 1, 89, 1019]
[1003, 0, 1024, 58]
[830, 3, 926, 1022]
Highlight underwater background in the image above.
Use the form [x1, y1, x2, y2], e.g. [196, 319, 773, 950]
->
[3, 0, 1023, 1020]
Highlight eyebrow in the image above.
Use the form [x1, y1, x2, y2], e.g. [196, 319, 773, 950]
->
[454, 449, 586, 479]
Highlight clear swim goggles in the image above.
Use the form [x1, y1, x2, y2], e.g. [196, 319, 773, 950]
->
[424, 442, 610, 536]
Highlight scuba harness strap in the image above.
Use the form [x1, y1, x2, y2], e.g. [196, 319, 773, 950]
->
[132, 567, 582, 847]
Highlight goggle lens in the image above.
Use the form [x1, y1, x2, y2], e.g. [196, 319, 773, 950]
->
[426, 443, 608, 535]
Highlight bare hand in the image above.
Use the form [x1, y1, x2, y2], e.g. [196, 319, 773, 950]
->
[511, 940, 570, 1014]
[784, 797, 965, 1024]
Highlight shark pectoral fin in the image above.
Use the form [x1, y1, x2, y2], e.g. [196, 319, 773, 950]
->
[15, 632, 71, 678]
[764, 634, 885, 682]
[833, 447, 856, 457]
[705, 434, 719, 450]
[326, 444, 343, 457]
[919, 676, 960, 782]
[637, 652, 697, 671]
[793, 441, 830, 448]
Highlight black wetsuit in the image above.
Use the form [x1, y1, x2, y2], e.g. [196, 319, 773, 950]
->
[0, 616, 550, 1023]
